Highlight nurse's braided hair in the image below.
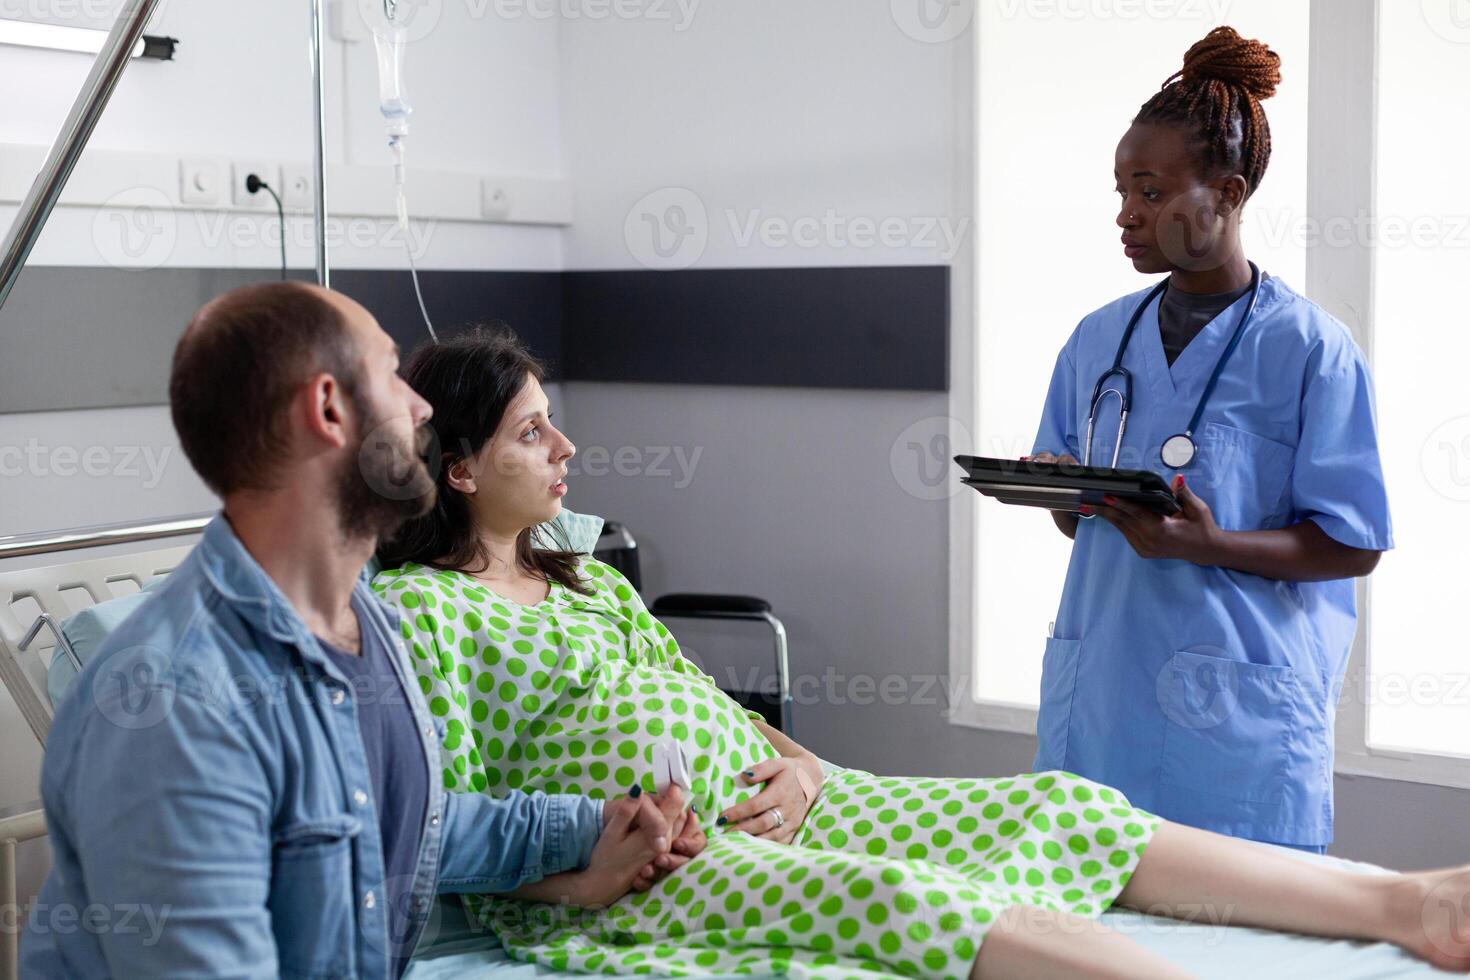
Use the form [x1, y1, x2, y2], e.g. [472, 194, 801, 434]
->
[1134, 26, 1281, 200]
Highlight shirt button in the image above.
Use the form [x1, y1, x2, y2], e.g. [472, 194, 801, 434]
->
[364, 890, 376, 909]
[330, 688, 346, 706]
[353, 789, 368, 807]
[429, 811, 440, 827]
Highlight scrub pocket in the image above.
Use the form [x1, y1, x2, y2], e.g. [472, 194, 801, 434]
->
[1193, 422, 1294, 530]
[1158, 649, 1302, 805]
[1035, 636, 1081, 770]
[270, 815, 362, 979]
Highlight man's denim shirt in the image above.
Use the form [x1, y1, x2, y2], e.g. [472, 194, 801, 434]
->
[23, 516, 603, 979]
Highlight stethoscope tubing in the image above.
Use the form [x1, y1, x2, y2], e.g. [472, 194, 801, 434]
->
[1083, 262, 1262, 470]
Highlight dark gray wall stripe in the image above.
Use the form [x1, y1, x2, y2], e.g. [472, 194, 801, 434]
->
[560, 266, 949, 392]
[0, 265, 948, 414]
[0, 267, 295, 415]
[337, 269, 564, 368]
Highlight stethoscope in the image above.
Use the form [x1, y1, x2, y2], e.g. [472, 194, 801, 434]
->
[1084, 261, 1263, 471]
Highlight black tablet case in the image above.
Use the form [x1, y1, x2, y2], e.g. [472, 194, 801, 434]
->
[954, 455, 1181, 515]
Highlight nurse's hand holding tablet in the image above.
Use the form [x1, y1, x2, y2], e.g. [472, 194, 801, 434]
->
[1027, 450, 1221, 562]
[1025, 28, 1392, 854]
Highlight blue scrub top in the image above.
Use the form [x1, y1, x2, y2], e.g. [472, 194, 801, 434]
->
[1030, 275, 1393, 847]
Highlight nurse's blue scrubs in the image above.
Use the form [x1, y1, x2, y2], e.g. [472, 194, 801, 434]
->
[1031, 275, 1393, 849]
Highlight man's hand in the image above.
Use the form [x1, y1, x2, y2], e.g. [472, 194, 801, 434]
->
[1083, 474, 1222, 563]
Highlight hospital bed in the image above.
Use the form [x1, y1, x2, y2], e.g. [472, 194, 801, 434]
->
[0, 514, 1449, 980]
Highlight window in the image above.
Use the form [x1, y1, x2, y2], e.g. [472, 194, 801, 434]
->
[1365, 2, 1470, 761]
[959, 2, 1308, 724]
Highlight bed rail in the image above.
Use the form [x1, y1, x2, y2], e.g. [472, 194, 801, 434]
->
[0, 802, 46, 980]
[0, 513, 209, 980]
[0, 514, 209, 746]
[0, 512, 212, 562]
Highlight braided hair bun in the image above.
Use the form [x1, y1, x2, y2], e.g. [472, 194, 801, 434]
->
[1135, 26, 1281, 198]
[1175, 26, 1281, 100]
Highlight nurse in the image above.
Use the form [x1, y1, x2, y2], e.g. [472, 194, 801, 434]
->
[1027, 27, 1392, 853]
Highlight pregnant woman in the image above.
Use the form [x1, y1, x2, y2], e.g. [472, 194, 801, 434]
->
[374, 328, 1470, 980]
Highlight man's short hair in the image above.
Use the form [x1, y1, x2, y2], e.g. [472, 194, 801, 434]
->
[170, 281, 362, 496]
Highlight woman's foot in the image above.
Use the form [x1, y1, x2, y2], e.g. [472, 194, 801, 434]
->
[1386, 865, 1470, 971]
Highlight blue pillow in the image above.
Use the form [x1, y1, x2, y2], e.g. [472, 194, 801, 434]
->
[540, 508, 605, 555]
[363, 509, 604, 583]
[46, 578, 164, 710]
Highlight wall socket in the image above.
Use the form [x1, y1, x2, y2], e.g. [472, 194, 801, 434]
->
[179, 158, 226, 206]
[482, 182, 510, 220]
[232, 161, 280, 209]
[279, 165, 314, 211]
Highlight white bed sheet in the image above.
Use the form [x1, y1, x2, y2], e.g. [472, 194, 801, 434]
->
[405, 848, 1445, 980]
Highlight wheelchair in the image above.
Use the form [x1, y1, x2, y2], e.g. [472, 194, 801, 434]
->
[592, 521, 792, 735]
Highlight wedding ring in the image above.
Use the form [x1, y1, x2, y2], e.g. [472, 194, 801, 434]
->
[771, 808, 785, 828]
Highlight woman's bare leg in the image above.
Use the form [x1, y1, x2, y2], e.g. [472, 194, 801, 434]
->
[1117, 820, 1470, 972]
[969, 906, 1192, 980]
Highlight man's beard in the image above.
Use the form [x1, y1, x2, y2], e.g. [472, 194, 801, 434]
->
[336, 402, 436, 544]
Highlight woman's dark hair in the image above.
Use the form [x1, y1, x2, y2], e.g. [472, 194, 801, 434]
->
[1134, 26, 1281, 201]
[377, 325, 591, 595]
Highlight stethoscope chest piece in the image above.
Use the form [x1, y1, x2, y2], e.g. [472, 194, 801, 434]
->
[1160, 433, 1197, 469]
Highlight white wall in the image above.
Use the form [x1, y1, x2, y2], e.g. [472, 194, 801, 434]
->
[558, 0, 960, 271]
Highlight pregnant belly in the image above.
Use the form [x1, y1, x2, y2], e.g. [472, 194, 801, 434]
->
[491, 664, 778, 813]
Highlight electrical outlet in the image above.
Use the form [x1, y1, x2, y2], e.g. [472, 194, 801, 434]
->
[279, 165, 314, 212]
[232, 161, 280, 209]
[179, 158, 225, 206]
[482, 182, 511, 221]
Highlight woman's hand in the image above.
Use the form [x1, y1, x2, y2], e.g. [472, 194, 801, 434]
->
[1026, 451, 1079, 469]
[1084, 474, 1222, 563]
[717, 757, 821, 844]
[670, 802, 708, 859]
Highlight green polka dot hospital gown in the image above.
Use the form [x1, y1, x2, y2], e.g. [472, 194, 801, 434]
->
[373, 559, 1159, 979]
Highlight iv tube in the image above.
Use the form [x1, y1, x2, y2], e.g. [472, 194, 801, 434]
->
[371, 2, 437, 341]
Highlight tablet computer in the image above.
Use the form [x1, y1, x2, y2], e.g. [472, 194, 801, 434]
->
[953, 455, 1181, 515]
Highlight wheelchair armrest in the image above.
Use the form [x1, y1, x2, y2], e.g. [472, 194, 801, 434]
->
[651, 593, 772, 617]
[650, 594, 792, 736]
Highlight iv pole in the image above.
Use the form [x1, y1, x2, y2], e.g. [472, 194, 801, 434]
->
[309, 0, 330, 287]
